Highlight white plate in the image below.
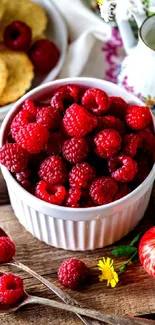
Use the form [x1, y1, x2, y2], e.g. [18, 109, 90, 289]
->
[0, 0, 68, 120]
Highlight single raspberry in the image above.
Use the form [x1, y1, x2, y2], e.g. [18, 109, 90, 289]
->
[22, 99, 37, 116]
[108, 154, 138, 183]
[139, 128, 155, 158]
[3, 20, 32, 51]
[65, 188, 82, 208]
[35, 181, 66, 205]
[0, 237, 15, 263]
[125, 105, 152, 130]
[136, 153, 152, 183]
[51, 85, 80, 113]
[94, 129, 122, 159]
[0, 143, 28, 173]
[0, 274, 24, 305]
[123, 133, 142, 157]
[11, 109, 36, 140]
[109, 96, 128, 118]
[39, 156, 68, 185]
[97, 115, 125, 135]
[114, 184, 130, 201]
[45, 132, 64, 156]
[15, 123, 49, 154]
[58, 258, 88, 290]
[15, 169, 33, 191]
[69, 162, 96, 189]
[62, 104, 97, 137]
[62, 137, 90, 164]
[29, 39, 60, 73]
[82, 88, 110, 115]
[89, 177, 118, 205]
[36, 106, 62, 130]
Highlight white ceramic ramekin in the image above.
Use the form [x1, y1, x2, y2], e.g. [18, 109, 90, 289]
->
[0, 78, 155, 251]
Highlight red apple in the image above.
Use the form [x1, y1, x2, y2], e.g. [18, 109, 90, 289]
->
[139, 227, 155, 277]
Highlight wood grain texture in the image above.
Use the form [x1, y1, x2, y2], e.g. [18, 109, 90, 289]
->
[0, 189, 155, 325]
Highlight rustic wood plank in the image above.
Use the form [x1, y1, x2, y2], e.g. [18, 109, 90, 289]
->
[0, 193, 155, 325]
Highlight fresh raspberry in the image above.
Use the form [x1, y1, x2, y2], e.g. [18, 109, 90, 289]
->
[39, 156, 68, 185]
[22, 99, 37, 116]
[123, 133, 142, 157]
[109, 96, 128, 118]
[3, 20, 32, 51]
[62, 137, 90, 164]
[45, 132, 64, 156]
[62, 104, 97, 137]
[0, 274, 24, 305]
[15, 123, 49, 154]
[94, 129, 122, 159]
[0, 237, 15, 263]
[11, 109, 36, 140]
[97, 115, 125, 135]
[36, 106, 62, 130]
[35, 181, 66, 205]
[69, 162, 96, 189]
[82, 88, 110, 115]
[15, 169, 33, 191]
[139, 128, 155, 158]
[108, 154, 138, 183]
[0, 143, 28, 173]
[136, 153, 152, 183]
[58, 258, 88, 290]
[114, 184, 130, 201]
[89, 177, 118, 205]
[29, 39, 60, 73]
[51, 85, 80, 113]
[65, 188, 82, 208]
[125, 105, 152, 130]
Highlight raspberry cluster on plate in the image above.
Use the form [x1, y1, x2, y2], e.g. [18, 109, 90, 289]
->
[0, 85, 154, 208]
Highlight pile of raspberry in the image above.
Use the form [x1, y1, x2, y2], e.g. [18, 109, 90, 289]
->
[0, 84, 154, 208]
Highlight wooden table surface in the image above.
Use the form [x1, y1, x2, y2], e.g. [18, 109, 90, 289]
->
[1, 169, 155, 325]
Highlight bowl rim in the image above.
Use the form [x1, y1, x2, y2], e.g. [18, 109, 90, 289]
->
[0, 77, 155, 214]
[0, 0, 68, 120]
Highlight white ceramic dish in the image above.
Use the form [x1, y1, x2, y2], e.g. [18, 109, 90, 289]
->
[0, 77, 155, 251]
[0, 0, 67, 121]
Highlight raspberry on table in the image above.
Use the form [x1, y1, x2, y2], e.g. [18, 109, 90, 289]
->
[69, 162, 96, 189]
[114, 184, 130, 201]
[36, 106, 62, 130]
[0, 237, 16, 263]
[123, 133, 142, 157]
[89, 176, 118, 205]
[11, 109, 36, 140]
[15, 169, 33, 191]
[51, 85, 80, 113]
[109, 96, 128, 118]
[39, 156, 68, 185]
[82, 88, 110, 115]
[62, 104, 97, 137]
[3, 20, 32, 51]
[35, 181, 66, 205]
[94, 129, 122, 159]
[15, 123, 49, 154]
[29, 39, 60, 73]
[0, 273, 24, 305]
[22, 99, 37, 116]
[97, 115, 125, 135]
[45, 132, 64, 156]
[62, 137, 90, 164]
[65, 188, 82, 208]
[125, 105, 152, 130]
[108, 154, 138, 183]
[0, 143, 28, 173]
[58, 258, 88, 290]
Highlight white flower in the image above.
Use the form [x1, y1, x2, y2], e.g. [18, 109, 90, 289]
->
[98, 0, 116, 22]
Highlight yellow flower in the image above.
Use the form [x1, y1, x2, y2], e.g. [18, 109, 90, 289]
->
[98, 257, 119, 288]
[98, 0, 104, 5]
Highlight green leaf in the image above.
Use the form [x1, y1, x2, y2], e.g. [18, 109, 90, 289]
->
[119, 264, 127, 274]
[112, 245, 137, 257]
[130, 233, 142, 246]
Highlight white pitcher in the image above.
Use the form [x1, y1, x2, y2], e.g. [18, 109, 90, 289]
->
[116, 9, 155, 112]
